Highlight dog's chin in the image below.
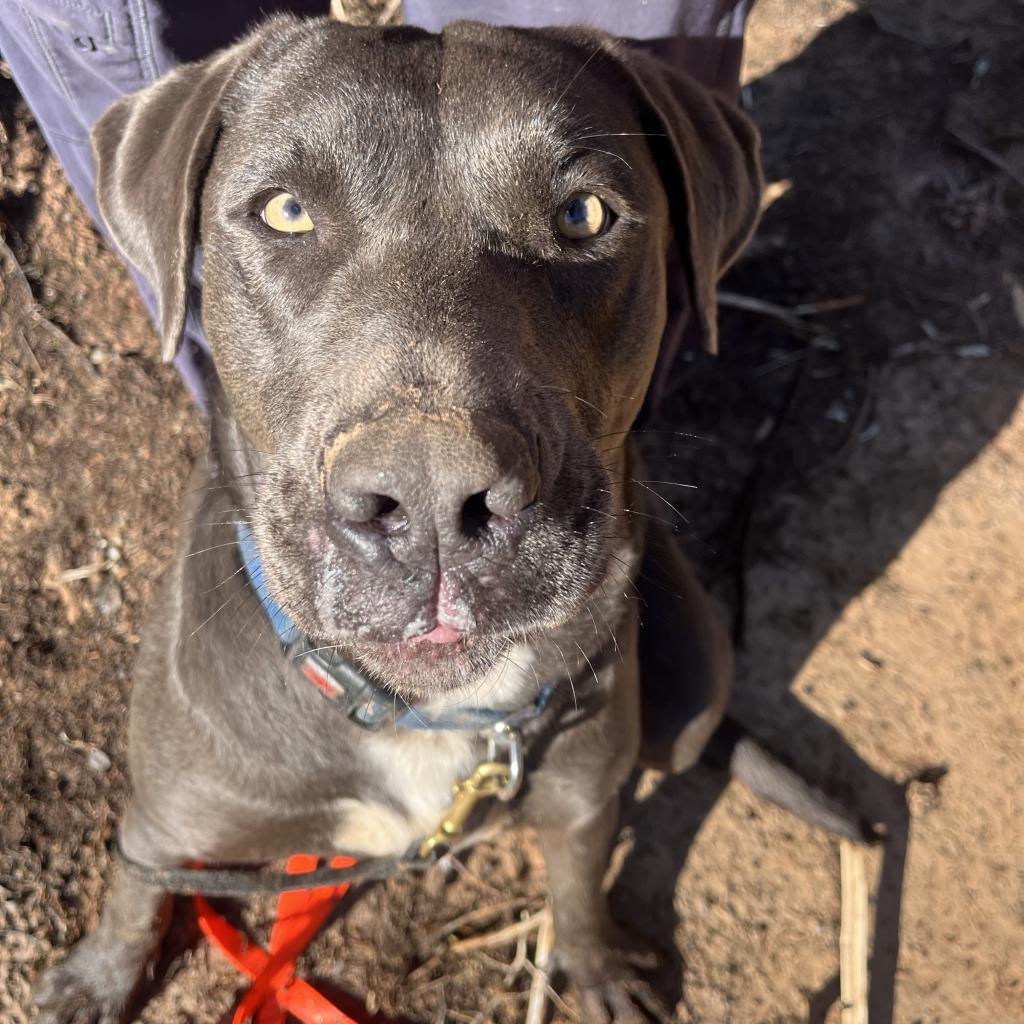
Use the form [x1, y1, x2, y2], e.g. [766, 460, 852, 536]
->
[353, 632, 511, 698]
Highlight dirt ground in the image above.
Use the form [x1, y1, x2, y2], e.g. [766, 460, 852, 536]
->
[1, 0, 1022, 1021]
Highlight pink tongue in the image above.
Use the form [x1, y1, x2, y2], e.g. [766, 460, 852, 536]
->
[419, 623, 462, 645]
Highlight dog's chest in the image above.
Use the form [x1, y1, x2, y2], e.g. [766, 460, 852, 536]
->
[329, 650, 535, 857]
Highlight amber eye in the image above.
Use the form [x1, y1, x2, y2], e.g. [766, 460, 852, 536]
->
[260, 192, 315, 234]
[555, 192, 609, 240]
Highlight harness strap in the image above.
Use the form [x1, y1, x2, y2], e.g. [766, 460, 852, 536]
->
[114, 651, 609, 897]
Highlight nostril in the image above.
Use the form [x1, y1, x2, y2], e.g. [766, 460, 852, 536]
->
[484, 475, 537, 520]
[332, 488, 407, 533]
[461, 490, 493, 539]
[371, 495, 407, 534]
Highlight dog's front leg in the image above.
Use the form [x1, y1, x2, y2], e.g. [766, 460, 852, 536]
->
[535, 794, 667, 1023]
[525, 614, 667, 1022]
[34, 817, 173, 1024]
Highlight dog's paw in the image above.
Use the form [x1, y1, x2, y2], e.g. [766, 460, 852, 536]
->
[33, 937, 136, 1024]
[555, 937, 673, 1024]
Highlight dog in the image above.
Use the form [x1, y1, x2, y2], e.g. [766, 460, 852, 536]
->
[33, 15, 864, 1023]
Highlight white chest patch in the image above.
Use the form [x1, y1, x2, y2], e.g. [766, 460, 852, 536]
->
[331, 645, 537, 856]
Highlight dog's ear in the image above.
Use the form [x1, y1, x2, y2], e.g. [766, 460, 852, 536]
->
[91, 23, 279, 361]
[611, 47, 763, 354]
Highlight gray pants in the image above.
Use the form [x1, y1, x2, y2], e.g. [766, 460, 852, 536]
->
[0, 0, 750, 403]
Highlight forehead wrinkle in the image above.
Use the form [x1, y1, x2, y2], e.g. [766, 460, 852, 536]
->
[438, 89, 574, 240]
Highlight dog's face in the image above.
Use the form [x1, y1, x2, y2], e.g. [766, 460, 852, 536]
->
[93, 17, 760, 694]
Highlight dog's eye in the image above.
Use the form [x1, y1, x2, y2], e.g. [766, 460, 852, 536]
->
[260, 192, 315, 234]
[555, 193, 608, 240]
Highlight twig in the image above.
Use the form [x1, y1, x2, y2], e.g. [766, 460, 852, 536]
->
[947, 128, 1024, 189]
[718, 292, 863, 336]
[446, 851, 506, 896]
[790, 296, 865, 316]
[840, 839, 870, 1024]
[717, 291, 825, 334]
[505, 929, 529, 985]
[59, 558, 113, 583]
[525, 908, 556, 1024]
[449, 910, 547, 954]
[523, 961, 579, 1023]
[427, 897, 535, 948]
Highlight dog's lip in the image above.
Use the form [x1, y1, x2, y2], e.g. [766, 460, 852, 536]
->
[410, 622, 464, 645]
[387, 630, 477, 665]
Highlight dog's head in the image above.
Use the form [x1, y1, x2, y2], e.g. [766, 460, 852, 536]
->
[93, 16, 760, 695]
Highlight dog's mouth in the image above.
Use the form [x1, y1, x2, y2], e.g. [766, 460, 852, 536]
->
[378, 628, 486, 663]
[355, 628, 513, 695]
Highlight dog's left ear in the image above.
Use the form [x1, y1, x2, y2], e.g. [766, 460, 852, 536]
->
[91, 18, 289, 360]
[611, 47, 763, 355]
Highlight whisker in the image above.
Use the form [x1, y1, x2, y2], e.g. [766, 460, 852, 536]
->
[199, 561, 249, 597]
[189, 586, 245, 639]
[551, 39, 616, 111]
[544, 636, 578, 713]
[185, 539, 247, 559]
[577, 131, 668, 140]
[574, 145, 633, 170]
[572, 640, 602, 712]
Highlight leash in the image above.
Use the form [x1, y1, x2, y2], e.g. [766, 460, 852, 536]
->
[115, 527, 610, 1022]
[195, 854, 361, 1024]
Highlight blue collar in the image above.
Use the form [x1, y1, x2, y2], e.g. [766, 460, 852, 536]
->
[236, 525, 557, 732]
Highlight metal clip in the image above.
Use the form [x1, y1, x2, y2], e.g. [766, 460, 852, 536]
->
[486, 722, 524, 801]
[418, 761, 512, 858]
[417, 722, 526, 859]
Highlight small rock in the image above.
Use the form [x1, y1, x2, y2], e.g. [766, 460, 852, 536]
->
[86, 747, 112, 773]
[860, 649, 885, 670]
[88, 347, 105, 366]
[1010, 277, 1024, 330]
[824, 401, 849, 424]
[812, 334, 842, 352]
[956, 343, 991, 359]
[95, 577, 123, 618]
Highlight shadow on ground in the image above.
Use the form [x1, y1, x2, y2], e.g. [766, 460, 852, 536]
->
[611, 1, 1023, 1019]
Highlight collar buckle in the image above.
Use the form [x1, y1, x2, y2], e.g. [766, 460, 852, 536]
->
[486, 721, 524, 801]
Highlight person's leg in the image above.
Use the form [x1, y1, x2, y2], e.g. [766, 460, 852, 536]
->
[0, 0, 323, 405]
[403, 0, 753, 95]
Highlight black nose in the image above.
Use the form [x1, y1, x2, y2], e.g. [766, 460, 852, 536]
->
[326, 413, 538, 567]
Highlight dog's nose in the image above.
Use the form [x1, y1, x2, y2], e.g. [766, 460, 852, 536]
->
[326, 413, 538, 566]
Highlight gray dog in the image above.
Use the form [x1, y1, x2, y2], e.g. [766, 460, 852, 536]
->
[33, 15, 864, 1024]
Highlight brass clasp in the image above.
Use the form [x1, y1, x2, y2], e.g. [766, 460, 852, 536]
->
[418, 724, 525, 859]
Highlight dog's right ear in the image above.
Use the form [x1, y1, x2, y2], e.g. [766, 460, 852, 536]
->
[91, 20, 285, 361]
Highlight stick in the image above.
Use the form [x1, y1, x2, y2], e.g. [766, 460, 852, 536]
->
[790, 296, 865, 316]
[524, 908, 555, 1024]
[839, 839, 869, 1024]
[427, 896, 534, 947]
[716, 291, 825, 334]
[947, 128, 1024, 189]
[717, 291, 864, 335]
[448, 910, 546, 954]
[59, 558, 113, 583]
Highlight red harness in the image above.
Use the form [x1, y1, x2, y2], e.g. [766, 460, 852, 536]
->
[194, 854, 362, 1024]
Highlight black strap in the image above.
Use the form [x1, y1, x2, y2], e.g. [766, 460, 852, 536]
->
[114, 842, 432, 897]
[116, 642, 614, 897]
